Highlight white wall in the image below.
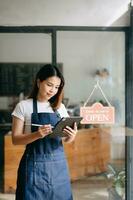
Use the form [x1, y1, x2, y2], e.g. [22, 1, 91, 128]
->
[0, 0, 130, 26]
[0, 33, 51, 62]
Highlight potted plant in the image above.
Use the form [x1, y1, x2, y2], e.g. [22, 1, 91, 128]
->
[105, 163, 125, 200]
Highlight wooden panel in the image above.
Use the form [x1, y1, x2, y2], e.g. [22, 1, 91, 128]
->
[3, 127, 110, 193]
[4, 136, 25, 193]
[63, 128, 111, 180]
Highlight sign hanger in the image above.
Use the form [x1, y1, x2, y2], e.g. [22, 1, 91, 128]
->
[80, 81, 115, 124]
[83, 80, 112, 107]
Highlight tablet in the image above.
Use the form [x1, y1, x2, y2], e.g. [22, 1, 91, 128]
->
[50, 116, 83, 138]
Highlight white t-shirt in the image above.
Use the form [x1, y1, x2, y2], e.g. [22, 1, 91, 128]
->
[12, 98, 69, 133]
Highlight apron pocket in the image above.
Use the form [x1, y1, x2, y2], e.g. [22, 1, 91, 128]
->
[34, 161, 52, 188]
[34, 159, 70, 188]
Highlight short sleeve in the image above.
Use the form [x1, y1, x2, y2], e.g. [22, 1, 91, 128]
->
[58, 103, 69, 118]
[12, 102, 25, 121]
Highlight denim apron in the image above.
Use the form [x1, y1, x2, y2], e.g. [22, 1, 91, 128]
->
[16, 99, 73, 200]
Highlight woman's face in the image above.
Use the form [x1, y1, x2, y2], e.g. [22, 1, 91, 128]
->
[37, 76, 61, 101]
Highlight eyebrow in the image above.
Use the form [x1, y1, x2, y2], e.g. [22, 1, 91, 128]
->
[47, 81, 60, 87]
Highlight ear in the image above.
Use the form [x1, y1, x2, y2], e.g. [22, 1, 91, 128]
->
[37, 79, 40, 88]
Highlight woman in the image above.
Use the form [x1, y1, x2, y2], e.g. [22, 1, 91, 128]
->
[12, 64, 77, 200]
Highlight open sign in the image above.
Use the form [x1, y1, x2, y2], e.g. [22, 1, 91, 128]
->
[80, 102, 115, 124]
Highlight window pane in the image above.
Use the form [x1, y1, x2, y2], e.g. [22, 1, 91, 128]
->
[57, 31, 125, 200]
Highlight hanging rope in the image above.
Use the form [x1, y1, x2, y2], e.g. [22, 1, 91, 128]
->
[83, 81, 112, 107]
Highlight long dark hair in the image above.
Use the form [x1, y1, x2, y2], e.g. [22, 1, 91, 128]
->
[28, 64, 65, 110]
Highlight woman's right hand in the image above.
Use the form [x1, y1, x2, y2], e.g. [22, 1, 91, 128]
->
[37, 124, 53, 138]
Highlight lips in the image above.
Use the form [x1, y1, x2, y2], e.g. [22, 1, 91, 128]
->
[47, 93, 53, 97]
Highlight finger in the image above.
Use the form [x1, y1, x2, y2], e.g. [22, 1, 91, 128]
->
[45, 128, 52, 133]
[39, 127, 52, 134]
[64, 125, 77, 135]
[65, 126, 73, 131]
[38, 127, 47, 132]
[40, 125, 51, 130]
[63, 130, 72, 137]
[63, 129, 76, 137]
[45, 126, 52, 133]
[74, 122, 77, 131]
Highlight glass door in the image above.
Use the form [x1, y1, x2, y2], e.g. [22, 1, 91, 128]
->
[57, 31, 125, 200]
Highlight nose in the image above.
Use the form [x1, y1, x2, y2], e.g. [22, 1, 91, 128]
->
[49, 87, 55, 94]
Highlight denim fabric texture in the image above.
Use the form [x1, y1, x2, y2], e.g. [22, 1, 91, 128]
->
[15, 99, 73, 200]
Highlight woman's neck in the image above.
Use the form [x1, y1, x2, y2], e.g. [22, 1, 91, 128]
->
[37, 95, 48, 103]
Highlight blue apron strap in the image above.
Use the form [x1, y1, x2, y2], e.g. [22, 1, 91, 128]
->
[33, 98, 38, 113]
[32, 98, 38, 163]
[54, 110, 61, 120]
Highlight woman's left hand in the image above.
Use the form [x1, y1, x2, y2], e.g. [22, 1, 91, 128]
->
[63, 122, 77, 143]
